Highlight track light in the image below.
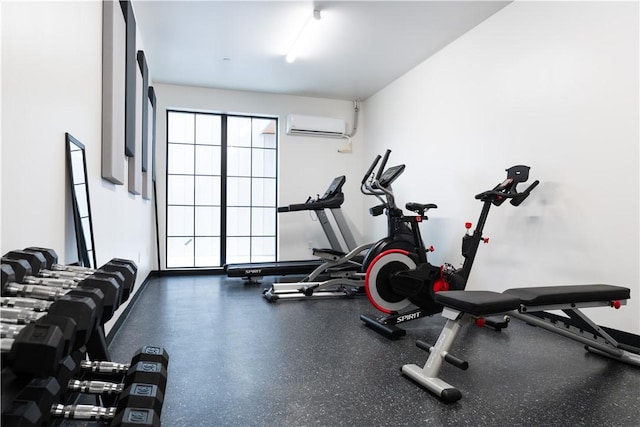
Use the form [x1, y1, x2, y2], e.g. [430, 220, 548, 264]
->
[286, 9, 321, 63]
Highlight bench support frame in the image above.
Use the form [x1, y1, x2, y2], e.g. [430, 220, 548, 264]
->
[402, 295, 639, 403]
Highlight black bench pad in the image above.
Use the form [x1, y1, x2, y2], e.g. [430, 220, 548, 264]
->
[503, 284, 630, 306]
[435, 291, 521, 316]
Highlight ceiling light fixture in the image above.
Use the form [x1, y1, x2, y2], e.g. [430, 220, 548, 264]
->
[286, 9, 321, 63]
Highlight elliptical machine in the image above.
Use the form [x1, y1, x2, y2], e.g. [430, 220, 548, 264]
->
[262, 149, 436, 302]
[361, 165, 539, 339]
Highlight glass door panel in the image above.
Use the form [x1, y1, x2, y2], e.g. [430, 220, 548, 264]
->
[166, 111, 276, 268]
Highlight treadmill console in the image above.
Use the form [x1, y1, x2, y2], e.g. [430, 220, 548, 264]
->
[320, 175, 346, 200]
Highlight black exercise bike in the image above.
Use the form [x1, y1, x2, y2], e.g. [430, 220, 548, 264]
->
[361, 165, 539, 338]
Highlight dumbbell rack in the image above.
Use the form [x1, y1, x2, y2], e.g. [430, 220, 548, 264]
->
[0, 247, 169, 426]
[2, 346, 170, 426]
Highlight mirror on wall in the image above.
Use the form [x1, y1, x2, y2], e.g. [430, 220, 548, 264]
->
[66, 132, 97, 268]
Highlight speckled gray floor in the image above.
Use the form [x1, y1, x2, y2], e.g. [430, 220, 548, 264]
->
[106, 275, 640, 427]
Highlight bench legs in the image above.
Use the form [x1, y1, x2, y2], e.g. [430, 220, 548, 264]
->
[401, 307, 469, 403]
[403, 301, 640, 404]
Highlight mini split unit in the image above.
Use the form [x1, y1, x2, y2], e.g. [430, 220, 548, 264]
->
[285, 114, 346, 138]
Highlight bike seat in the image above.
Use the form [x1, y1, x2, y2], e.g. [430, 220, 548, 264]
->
[406, 203, 437, 214]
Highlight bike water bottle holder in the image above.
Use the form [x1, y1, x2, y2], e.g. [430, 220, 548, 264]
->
[461, 234, 473, 258]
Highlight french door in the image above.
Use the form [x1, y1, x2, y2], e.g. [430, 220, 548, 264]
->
[166, 111, 277, 268]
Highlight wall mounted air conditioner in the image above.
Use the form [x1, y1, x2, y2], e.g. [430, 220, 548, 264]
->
[286, 114, 346, 138]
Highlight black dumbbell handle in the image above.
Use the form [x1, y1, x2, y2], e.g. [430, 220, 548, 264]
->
[50, 263, 98, 274]
[3, 282, 70, 300]
[80, 360, 130, 375]
[0, 322, 25, 338]
[67, 379, 124, 394]
[1, 296, 52, 311]
[21, 275, 77, 288]
[77, 347, 170, 375]
[1, 338, 14, 352]
[0, 306, 46, 324]
[39, 268, 91, 280]
[51, 404, 117, 421]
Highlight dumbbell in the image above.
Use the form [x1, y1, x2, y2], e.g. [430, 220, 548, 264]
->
[80, 346, 170, 394]
[0, 293, 97, 341]
[0, 315, 79, 372]
[0, 322, 68, 378]
[1, 317, 87, 379]
[23, 247, 138, 302]
[76, 345, 169, 395]
[1, 257, 78, 287]
[1, 345, 168, 405]
[1, 295, 99, 370]
[0, 264, 101, 327]
[2, 377, 162, 426]
[48, 359, 166, 413]
[71, 375, 165, 416]
[1, 310, 78, 355]
[4, 250, 108, 287]
[0, 297, 83, 352]
[6, 255, 124, 298]
[1, 320, 169, 385]
[2, 346, 169, 426]
[2, 254, 123, 318]
[0, 282, 106, 332]
[1, 304, 97, 363]
[3, 401, 160, 427]
[25, 246, 138, 282]
[1, 263, 116, 325]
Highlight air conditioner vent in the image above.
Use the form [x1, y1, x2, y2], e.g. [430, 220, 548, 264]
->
[286, 114, 346, 138]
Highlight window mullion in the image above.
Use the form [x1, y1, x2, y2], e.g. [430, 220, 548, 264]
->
[220, 115, 228, 266]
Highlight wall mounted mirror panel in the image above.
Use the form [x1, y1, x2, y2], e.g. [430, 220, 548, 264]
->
[66, 132, 97, 268]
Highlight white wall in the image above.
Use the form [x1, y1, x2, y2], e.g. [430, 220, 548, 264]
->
[1, 1, 156, 334]
[154, 84, 365, 267]
[363, 1, 639, 333]
[2, 0, 636, 335]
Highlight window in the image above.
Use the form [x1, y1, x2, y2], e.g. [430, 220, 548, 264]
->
[166, 111, 277, 268]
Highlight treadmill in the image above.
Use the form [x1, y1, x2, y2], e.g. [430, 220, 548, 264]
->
[224, 176, 357, 282]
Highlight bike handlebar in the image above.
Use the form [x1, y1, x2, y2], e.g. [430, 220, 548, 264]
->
[511, 180, 539, 206]
[474, 165, 538, 206]
[376, 149, 391, 181]
[362, 154, 381, 185]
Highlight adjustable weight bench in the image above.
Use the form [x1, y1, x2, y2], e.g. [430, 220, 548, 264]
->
[401, 285, 639, 403]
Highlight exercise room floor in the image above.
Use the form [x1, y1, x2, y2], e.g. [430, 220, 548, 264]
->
[106, 275, 639, 427]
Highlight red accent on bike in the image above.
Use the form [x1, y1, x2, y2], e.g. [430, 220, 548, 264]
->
[483, 238, 490, 244]
[429, 245, 435, 252]
[432, 278, 449, 293]
[475, 318, 486, 328]
[416, 216, 422, 222]
[465, 222, 472, 229]
[364, 249, 410, 314]
[612, 300, 621, 309]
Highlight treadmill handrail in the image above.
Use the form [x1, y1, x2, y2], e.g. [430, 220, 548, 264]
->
[278, 175, 346, 212]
